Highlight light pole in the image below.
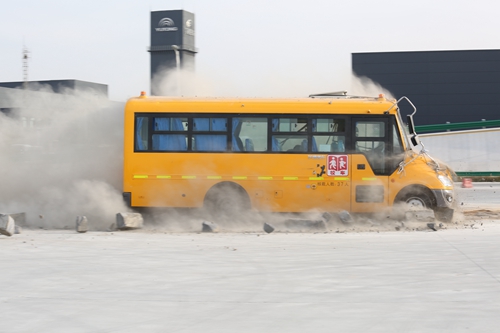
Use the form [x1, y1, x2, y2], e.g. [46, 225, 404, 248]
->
[171, 45, 181, 95]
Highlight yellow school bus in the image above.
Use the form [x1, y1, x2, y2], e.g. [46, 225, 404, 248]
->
[123, 92, 455, 222]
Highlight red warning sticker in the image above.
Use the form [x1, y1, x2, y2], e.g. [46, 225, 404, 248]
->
[327, 155, 349, 176]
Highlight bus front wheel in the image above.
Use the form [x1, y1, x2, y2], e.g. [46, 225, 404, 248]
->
[203, 182, 251, 221]
[393, 187, 434, 220]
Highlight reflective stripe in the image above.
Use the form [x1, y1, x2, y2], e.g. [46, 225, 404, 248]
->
[362, 177, 377, 181]
[156, 175, 171, 179]
[133, 175, 148, 179]
[283, 177, 298, 180]
[309, 177, 324, 180]
[334, 177, 350, 181]
[182, 176, 197, 179]
[258, 176, 273, 180]
[206, 176, 222, 180]
[232, 176, 247, 180]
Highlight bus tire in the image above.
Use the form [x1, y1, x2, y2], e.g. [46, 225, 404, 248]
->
[393, 186, 435, 220]
[203, 182, 251, 221]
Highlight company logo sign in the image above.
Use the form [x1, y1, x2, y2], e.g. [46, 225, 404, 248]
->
[155, 18, 178, 32]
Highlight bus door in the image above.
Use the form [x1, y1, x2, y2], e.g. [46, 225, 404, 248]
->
[350, 118, 390, 213]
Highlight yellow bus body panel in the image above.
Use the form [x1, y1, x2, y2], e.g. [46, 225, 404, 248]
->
[123, 96, 450, 213]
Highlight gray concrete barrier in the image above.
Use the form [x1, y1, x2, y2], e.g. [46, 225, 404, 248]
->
[76, 216, 88, 233]
[116, 213, 144, 230]
[0, 214, 15, 237]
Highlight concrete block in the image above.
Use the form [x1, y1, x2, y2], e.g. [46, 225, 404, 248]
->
[202, 221, 218, 233]
[338, 210, 353, 224]
[321, 212, 333, 222]
[9, 213, 26, 227]
[76, 216, 88, 233]
[427, 223, 438, 231]
[116, 212, 144, 230]
[284, 219, 326, 231]
[14, 225, 22, 234]
[0, 214, 15, 237]
[263, 223, 275, 234]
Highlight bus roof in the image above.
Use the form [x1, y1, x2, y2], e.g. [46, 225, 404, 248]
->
[125, 94, 398, 115]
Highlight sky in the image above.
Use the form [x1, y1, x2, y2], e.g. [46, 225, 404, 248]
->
[1, 0, 500, 101]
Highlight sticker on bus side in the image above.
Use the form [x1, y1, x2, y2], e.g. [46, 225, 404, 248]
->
[327, 155, 349, 176]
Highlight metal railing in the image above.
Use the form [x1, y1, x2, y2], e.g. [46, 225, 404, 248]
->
[415, 119, 500, 133]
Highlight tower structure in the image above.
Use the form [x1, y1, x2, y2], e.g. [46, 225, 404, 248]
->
[148, 10, 196, 95]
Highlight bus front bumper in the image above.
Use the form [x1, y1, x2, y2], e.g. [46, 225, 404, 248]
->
[432, 189, 455, 208]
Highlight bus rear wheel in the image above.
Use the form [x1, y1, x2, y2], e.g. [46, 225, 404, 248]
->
[203, 182, 251, 221]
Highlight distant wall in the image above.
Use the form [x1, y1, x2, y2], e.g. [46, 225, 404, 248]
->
[420, 128, 500, 172]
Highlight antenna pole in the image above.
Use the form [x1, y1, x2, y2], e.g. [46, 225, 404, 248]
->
[22, 46, 30, 89]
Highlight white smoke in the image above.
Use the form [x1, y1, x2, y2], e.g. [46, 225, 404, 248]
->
[0, 86, 129, 230]
[350, 73, 395, 99]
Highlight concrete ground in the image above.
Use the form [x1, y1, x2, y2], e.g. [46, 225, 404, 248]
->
[1, 184, 499, 332]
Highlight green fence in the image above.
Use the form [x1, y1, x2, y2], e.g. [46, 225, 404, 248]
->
[415, 119, 500, 133]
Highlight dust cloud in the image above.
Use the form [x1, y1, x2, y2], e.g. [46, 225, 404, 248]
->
[0, 85, 129, 230]
[350, 74, 395, 100]
[0, 69, 450, 234]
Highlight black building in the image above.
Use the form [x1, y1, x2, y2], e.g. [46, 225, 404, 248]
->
[148, 10, 196, 95]
[352, 50, 500, 126]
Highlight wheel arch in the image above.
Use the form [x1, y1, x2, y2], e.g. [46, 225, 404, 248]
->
[203, 181, 252, 209]
[393, 184, 437, 208]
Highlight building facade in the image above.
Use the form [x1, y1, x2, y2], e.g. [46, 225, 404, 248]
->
[352, 50, 500, 126]
[149, 10, 196, 95]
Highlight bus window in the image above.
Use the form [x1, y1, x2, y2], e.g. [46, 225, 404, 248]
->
[193, 118, 227, 152]
[355, 121, 385, 138]
[232, 117, 268, 152]
[312, 118, 346, 152]
[354, 120, 387, 174]
[392, 123, 403, 155]
[272, 118, 308, 152]
[151, 117, 187, 151]
[135, 116, 149, 151]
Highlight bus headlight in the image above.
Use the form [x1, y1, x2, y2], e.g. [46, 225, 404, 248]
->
[438, 175, 453, 188]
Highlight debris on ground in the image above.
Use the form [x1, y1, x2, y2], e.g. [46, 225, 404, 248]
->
[76, 216, 88, 233]
[0, 214, 16, 237]
[263, 223, 275, 234]
[116, 212, 144, 230]
[427, 223, 438, 231]
[284, 219, 326, 231]
[338, 210, 353, 224]
[405, 210, 435, 222]
[202, 221, 219, 233]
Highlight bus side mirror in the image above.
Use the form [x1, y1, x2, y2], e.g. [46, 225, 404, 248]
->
[410, 134, 420, 146]
[407, 115, 415, 135]
[407, 115, 420, 147]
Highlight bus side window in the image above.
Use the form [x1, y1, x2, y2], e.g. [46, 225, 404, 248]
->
[312, 118, 346, 152]
[272, 118, 308, 152]
[193, 118, 228, 152]
[135, 116, 149, 151]
[152, 117, 187, 151]
[233, 117, 268, 152]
